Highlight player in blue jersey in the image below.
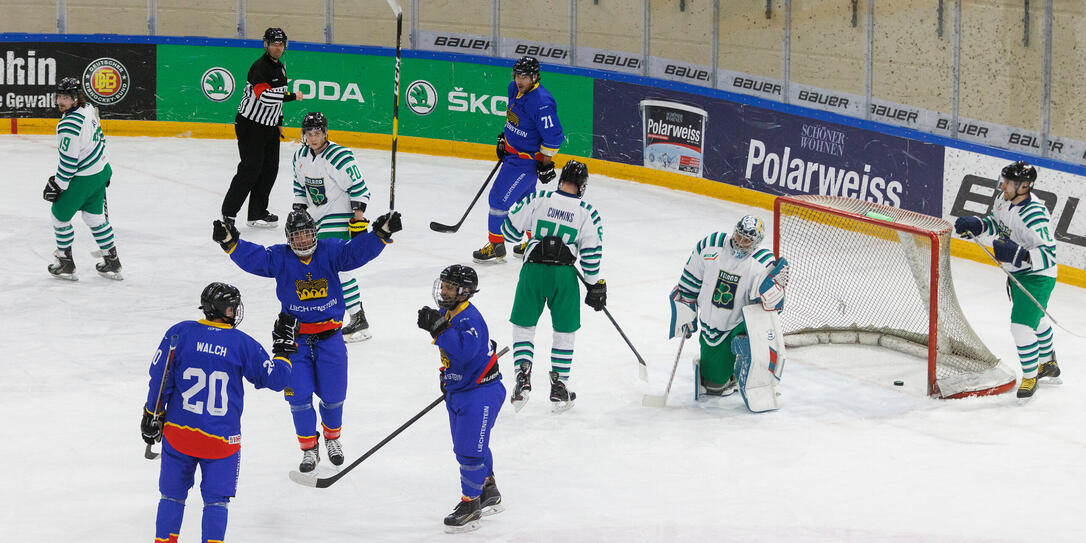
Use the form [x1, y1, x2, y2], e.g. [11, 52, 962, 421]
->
[212, 208, 402, 472]
[473, 56, 565, 263]
[416, 265, 506, 533]
[141, 282, 295, 543]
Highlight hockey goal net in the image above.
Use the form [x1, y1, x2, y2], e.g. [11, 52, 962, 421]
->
[773, 195, 1016, 398]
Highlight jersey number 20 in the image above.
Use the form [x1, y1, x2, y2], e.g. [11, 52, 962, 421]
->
[181, 368, 229, 416]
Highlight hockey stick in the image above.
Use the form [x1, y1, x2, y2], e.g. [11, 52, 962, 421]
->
[970, 238, 1086, 339]
[144, 334, 179, 460]
[642, 333, 688, 407]
[290, 346, 510, 488]
[429, 160, 502, 233]
[574, 270, 649, 382]
[386, 0, 403, 210]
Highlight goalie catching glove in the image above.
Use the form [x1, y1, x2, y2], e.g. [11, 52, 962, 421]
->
[271, 312, 300, 357]
[755, 257, 790, 311]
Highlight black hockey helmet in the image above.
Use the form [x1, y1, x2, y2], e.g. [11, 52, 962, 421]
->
[57, 77, 81, 99]
[434, 264, 480, 309]
[559, 160, 589, 198]
[264, 27, 288, 44]
[284, 210, 317, 257]
[512, 56, 540, 80]
[200, 282, 244, 326]
[1001, 160, 1037, 194]
[302, 111, 328, 133]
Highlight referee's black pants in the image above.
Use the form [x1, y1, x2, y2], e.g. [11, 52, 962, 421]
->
[222, 114, 280, 222]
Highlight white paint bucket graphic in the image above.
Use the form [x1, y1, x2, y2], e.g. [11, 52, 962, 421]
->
[639, 99, 708, 177]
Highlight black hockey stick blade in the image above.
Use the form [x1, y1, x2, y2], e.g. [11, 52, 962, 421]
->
[430, 160, 502, 233]
[144, 443, 159, 460]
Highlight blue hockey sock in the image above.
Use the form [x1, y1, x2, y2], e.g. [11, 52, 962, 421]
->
[319, 400, 344, 439]
[202, 502, 229, 543]
[456, 454, 487, 499]
[290, 402, 318, 448]
[155, 496, 185, 542]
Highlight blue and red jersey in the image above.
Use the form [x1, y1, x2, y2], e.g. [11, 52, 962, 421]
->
[436, 302, 501, 395]
[502, 81, 564, 160]
[145, 320, 292, 459]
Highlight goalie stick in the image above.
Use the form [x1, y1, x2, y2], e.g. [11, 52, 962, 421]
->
[387, 0, 403, 210]
[642, 332, 688, 407]
[971, 238, 1086, 339]
[429, 160, 502, 233]
[144, 334, 179, 460]
[574, 270, 649, 382]
[289, 347, 510, 488]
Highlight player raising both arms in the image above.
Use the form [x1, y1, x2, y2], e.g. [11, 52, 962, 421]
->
[44, 77, 123, 280]
[473, 56, 565, 263]
[500, 161, 605, 412]
[669, 216, 789, 401]
[292, 111, 373, 342]
[212, 208, 401, 471]
[141, 283, 294, 543]
[954, 161, 1059, 399]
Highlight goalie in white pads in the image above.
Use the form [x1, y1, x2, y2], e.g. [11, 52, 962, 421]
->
[669, 216, 789, 411]
[292, 112, 373, 342]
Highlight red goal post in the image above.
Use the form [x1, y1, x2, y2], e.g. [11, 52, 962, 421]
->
[773, 195, 1016, 398]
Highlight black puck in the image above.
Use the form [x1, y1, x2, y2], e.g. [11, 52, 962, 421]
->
[893, 380, 904, 386]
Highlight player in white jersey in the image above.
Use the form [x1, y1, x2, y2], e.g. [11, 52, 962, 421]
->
[500, 161, 605, 412]
[291, 112, 373, 342]
[954, 161, 1059, 399]
[669, 216, 788, 398]
[43, 77, 122, 281]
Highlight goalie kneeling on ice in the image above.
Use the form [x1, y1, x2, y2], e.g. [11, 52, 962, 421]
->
[734, 304, 786, 413]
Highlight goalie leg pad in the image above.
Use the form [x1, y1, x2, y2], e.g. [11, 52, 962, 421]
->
[737, 305, 786, 413]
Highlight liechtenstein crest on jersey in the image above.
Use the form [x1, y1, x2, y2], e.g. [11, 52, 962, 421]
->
[305, 176, 328, 206]
[507, 110, 520, 126]
[295, 273, 329, 300]
[711, 270, 740, 310]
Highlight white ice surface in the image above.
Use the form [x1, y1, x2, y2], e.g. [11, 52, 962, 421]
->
[3, 134, 1086, 542]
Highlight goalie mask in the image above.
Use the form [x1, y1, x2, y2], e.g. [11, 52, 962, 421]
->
[730, 215, 765, 259]
[1000, 160, 1037, 198]
[285, 210, 317, 258]
[200, 282, 244, 326]
[433, 264, 480, 310]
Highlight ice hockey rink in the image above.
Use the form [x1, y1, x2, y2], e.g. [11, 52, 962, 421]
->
[3, 133, 1086, 542]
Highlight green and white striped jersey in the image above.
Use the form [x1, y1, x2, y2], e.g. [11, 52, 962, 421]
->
[292, 142, 370, 236]
[676, 233, 776, 345]
[502, 189, 604, 283]
[54, 104, 109, 188]
[980, 195, 1057, 278]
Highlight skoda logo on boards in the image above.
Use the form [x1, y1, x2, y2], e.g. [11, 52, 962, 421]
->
[406, 80, 437, 116]
[82, 57, 130, 105]
[202, 67, 236, 102]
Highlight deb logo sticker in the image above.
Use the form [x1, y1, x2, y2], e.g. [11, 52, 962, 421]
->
[406, 80, 437, 116]
[202, 67, 236, 102]
[82, 58, 130, 105]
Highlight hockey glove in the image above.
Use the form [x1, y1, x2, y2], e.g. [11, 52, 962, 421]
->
[43, 176, 63, 203]
[585, 279, 607, 311]
[954, 216, 983, 239]
[372, 211, 403, 242]
[669, 286, 698, 339]
[417, 306, 450, 338]
[993, 237, 1030, 267]
[141, 407, 164, 445]
[496, 133, 508, 160]
[348, 218, 369, 238]
[757, 257, 790, 311]
[272, 312, 300, 357]
[292, 203, 308, 212]
[536, 160, 556, 184]
[212, 219, 240, 251]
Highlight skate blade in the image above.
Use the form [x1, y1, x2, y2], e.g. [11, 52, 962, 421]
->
[1016, 395, 1036, 405]
[551, 399, 575, 413]
[96, 270, 124, 281]
[480, 503, 504, 517]
[472, 257, 506, 264]
[511, 390, 529, 412]
[1040, 377, 1063, 385]
[50, 272, 78, 281]
[444, 520, 481, 534]
[343, 330, 372, 343]
[247, 221, 278, 229]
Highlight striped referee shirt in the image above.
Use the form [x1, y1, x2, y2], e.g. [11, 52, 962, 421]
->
[237, 52, 297, 126]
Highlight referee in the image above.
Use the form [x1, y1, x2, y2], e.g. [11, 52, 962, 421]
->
[221, 27, 303, 229]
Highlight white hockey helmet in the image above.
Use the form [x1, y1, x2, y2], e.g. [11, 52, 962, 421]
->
[730, 215, 765, 259]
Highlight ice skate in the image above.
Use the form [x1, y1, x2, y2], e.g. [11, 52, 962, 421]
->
[703, 376, 737, 397]
[1016, 377, 1038, 401]
[48, 248, 77, 281]
[299, 444, 319, 473]
[325, 437, 344, 466]
[472, 241, 506, 264]
[94, 247, 123, 281]
[512, 240, 528, 259]
[341, 309, 372, 343]
[549, 371, 576, 413]
[247, 212, 279, 229]
[510, 362, 532, 412]
[1038, 359, 1062, 384]
[443, 497, 482, 533]
[479, 476, 504, 516]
